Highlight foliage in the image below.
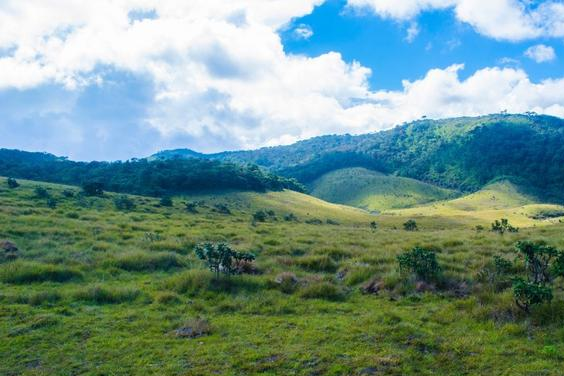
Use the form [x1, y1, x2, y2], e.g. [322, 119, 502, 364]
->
[515, 241, 558, 284]
[403, 219, 418, 231]
[252, 210, 267, 222]
[34, 186, 50, 199]
[46, 197, 58, 209]
[82, 182, 104, 196]
[493, 256, 513, 276]
[0, 149, 305, 196]
[185, 201, 198, 213]
[114, 195, 136, 211]
[512, 279, 553, 313]
[370, 221, 378, 231]
[194, 242, 255, 278]
[397, 247, 441, 281]
[491, 218, 519, 234]
[213, 203, 231, 215]
[7, 177, 19, 188]
[159, 196, 173, 207]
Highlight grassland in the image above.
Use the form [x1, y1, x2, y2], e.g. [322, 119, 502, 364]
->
[389, 180, 564, 228]
[308, 167, 456, 212]
[1, 177, 564, 375]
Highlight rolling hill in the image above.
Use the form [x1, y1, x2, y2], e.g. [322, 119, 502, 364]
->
[308, 167, 456, 211]
[153, 113, 564, 204]
[389, 180, 564, 227]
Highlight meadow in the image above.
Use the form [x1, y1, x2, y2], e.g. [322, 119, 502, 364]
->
[1, 177, 564, 375]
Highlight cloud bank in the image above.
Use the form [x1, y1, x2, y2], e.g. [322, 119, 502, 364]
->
[0, 0, 563, 160]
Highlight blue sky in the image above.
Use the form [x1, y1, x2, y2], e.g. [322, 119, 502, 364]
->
[0, 0, 563, 161]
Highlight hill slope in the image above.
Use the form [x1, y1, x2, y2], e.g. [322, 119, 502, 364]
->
[390, 180, 564, 227]
[153, 114, 564, 202]
[308, 167, 456, 211]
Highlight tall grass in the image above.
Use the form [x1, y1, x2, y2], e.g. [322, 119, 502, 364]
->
[0, 261, 82, 284]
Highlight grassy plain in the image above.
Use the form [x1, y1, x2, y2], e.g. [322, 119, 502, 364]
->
[1, 177, 564, 375]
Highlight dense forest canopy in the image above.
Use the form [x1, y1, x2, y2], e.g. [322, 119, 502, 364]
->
[0, 150, 305, 196]
[153, 113, 564, 200]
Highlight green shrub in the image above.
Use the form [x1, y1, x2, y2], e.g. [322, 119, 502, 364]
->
[114, 195, 136, 211]
[213, 203, 231, 215]
[108, 251, 183, 272]
[295, 255, 338, 273]
[252, 210, 268, 223]
[0, 261, 82, 284]
[194, 242, 255, 277]
[493, 256, 513, 276]
[491, 219, 518, 234]
[185, 202, 198, 213]
[34, 186, 50, 199]
[82, 182, 104, 196]
[46, 197, 58, 209]
[299, 282, 344, 301]
[515, 241, 558, 284]
[7, 178, 19, 189]
[512, 279, 553, 313]
[284, 213, 298, 222]
[66, 212, 80, 219]
[397, 247, 441, 281]
[62, 189, 75, 198]
[403, 219, 418, 231]
[159, 196, 173, 207]
[74, 285, 140, 304]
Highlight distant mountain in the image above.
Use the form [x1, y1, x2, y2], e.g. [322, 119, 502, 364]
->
[152, 113, 564, 202]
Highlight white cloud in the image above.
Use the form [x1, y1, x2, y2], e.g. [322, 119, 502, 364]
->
[1, 0, 564, 156]
[347, 0, 564, 41]
[525, 44, 556, 63]
[405, 22, 419, 43]
[294, 24, 314, 39]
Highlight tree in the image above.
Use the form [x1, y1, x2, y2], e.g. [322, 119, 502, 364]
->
[397, 247, 441, 281]
[194, 242, 255, 278]
[403, 219, 418, 231]
[370, 221, 378, 231]
[82, 182, 104, 196]
[6, 178, 19, 189]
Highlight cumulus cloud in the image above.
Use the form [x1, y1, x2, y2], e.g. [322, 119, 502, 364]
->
[347, 0, 564, 41]
[1, 0, 564, 160]
[524, 44, 556, 63]
[294, 24, 314, 39]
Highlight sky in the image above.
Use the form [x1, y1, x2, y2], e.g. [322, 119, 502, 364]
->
[0, 0, 564, 161]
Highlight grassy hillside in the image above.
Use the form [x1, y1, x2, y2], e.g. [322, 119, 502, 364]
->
[2, 177, 564, 375]
[155, 114, 564, 201]
[308, 167, 456, 211]
[390, 181, 564, 227]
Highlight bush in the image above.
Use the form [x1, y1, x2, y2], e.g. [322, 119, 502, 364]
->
[252, 210, 268, 223]
[295, 255, 338, 273]
[0, 261, 82, 284]
[185, 202, 198, 213]
[397, 247, 441, 281]
[194, 242, 255, 277]
[515, 241, 558, 284]
[493, 256, 513, 276]
[213, 203, 231, 215]
[299, 282, 344, 301]
[370, 221, 378, 231]
[34, 186, 50, 199]
[82, 182, 104, 196]
[491, 218, 518, 234]
[403, 219, 418, 231]
[305, 218, 323, 225]
[46, 197, 58, 209]
[7, 178, 19, 189]
[284, 213, 298, 222]
[512, 279, 553, 313]
[114, 195, 136, 211]
[160, 196, 173, 207]
[108, 251, 183, 272]
[74, 285, 141, 304]
[62, 189, 75, 198]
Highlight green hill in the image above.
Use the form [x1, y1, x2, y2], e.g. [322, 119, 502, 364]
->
[153, 113, 564, 202]
[308, 167, 456, 211]
[390, 180, 564, 227]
